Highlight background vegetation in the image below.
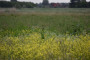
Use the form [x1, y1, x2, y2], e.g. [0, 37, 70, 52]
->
[0, 1, 36, 8]
[0, 1, 90, 8]
[0, 8, 90, 35]
[69, 2, 90, 8]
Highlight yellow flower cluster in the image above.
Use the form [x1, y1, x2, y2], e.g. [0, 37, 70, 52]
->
[0, 30, 90, 60]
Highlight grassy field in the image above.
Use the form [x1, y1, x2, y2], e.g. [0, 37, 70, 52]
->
[0, 8, 90, 60]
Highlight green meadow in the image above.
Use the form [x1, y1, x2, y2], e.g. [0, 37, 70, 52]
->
[0, 8, 90, 60]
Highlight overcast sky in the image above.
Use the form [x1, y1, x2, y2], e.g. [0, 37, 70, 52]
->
[5, 0, 90, 3]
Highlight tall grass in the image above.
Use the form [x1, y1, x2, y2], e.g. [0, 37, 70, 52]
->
[0, 8, 90, 60]
[0, 11, 90, 35]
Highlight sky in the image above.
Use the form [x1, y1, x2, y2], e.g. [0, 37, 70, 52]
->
[5, 0, 90, 3]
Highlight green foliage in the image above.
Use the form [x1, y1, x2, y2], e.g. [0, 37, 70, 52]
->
[41, 26, 45, 39]
[69, 2, 90, 8]
[0, 8, 90, 35]
[0, 1, 36, 8]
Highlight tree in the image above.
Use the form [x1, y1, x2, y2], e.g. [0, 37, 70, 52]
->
[42, 0, 49, 5]
[11, 0, 17, 2]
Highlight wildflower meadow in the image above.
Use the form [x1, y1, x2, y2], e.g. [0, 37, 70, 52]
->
[0, 8, 90, 60]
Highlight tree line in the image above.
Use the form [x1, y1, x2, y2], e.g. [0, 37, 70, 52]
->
[69, 2, 90, 8]
[0, 1, 36, 8]
[0, 1, 90, 8]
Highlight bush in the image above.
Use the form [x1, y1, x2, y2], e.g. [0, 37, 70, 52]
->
[0, 30, 90, 60]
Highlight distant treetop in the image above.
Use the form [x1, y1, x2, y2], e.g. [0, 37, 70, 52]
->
[11, 0, 17, 2]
